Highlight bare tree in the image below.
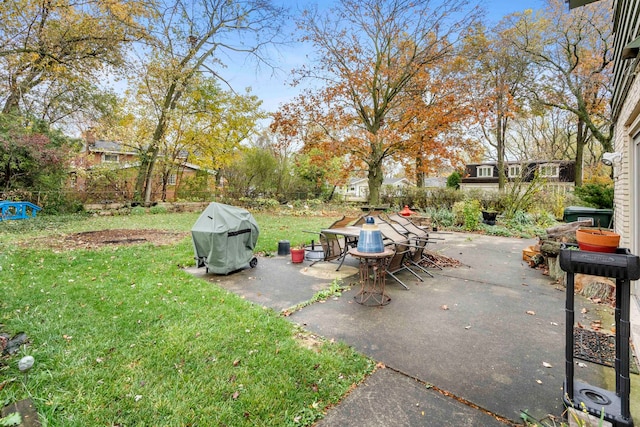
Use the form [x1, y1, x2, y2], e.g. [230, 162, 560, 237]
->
[132, 0, 287, 203]
[464, 21, 534, 190]
[507, 0, 614, 186]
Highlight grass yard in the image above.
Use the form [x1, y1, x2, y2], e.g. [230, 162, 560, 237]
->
[0, 211, 373, 426]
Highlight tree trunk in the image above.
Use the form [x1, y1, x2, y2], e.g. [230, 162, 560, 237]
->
[416, 155, 424, 188]
[575, 118, 585, 187]
[2, 92, 21, 115]
[367, 161, 384, 205]
[497, 113, 507, 191]
[135, 105, 170, 203]
[134, 152, 151, 201]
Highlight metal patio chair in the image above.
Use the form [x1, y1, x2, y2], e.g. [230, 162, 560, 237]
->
[375, 217, 431, 288]
[386, 213, 444, 271]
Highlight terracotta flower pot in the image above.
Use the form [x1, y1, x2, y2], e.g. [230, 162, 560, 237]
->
[291, 248, 305, 263]
[575, 228, 620, 253]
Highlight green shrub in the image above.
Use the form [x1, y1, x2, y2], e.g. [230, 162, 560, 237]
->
[462, 199, 482, 231]
[379, 186, 464, 212]
[131, 206, 146, 215]
[452, 201, 465, 226]
[573, 182, 614, 209]
[507, 210, 533, 227]
[531, 190, 576, 220]
[426, 188, 464, 210]
[479, 224, 512, 236]
[149, 205, 167, 214]
[428, 207, 455, 228]
[446, 171, 461, 189]
[531, 210, 558, 229]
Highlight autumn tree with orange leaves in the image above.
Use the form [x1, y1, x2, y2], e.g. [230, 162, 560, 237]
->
[393, 52, 483, 187]
[272, 0, 480, 204]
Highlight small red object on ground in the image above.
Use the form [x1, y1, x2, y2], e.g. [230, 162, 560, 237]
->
[399, 205, 415, 217]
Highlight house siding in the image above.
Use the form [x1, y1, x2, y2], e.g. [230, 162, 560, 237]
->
[608, 0, 640, 357]
[614, 62, 640, 251]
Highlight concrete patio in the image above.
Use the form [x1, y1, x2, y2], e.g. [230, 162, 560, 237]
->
[186, 231, 640, 426]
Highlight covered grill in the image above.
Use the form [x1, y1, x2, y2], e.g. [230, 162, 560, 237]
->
[191, 202, 259, 274]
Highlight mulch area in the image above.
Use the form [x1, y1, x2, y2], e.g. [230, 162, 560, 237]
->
[22, 229, 188, 251]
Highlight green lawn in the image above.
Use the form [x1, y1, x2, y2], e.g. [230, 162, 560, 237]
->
[0, 211, 373, 426]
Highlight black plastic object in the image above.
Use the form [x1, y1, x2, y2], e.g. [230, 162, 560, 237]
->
[278, 240, 290, 256]
[560, 244, 639, 426]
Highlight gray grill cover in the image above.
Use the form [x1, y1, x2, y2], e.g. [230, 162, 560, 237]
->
[191, 202, 259, 274]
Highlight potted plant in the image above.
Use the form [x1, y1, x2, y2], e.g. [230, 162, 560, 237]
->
[481, 201, 500, 226]
[575, 228, 620, 253]
[291, 244, 305, 263]
[481, 210, 498, 225]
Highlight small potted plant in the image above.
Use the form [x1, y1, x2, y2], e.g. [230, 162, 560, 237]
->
[481, 207, 499, 226]
[481, 200, 501, 226]
[290, 244, 306, 263]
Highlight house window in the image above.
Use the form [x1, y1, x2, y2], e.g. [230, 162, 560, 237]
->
[102, 153, 119, 163]
[539, 163, 559, 178]
[477, 166, 493, 178]
[168, 174, 177, 185]
[349, 186, 355, 192]
[508, 165, 521, 178]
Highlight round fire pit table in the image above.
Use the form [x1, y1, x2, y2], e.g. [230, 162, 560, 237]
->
[349, 248, 394, 306]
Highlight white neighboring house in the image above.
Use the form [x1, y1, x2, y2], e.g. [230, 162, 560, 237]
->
[338, 177, 415, 202]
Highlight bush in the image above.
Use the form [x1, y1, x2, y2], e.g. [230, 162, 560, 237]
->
[149, 205, 168, 214]
[446, 171, 462, 189]
[479, 224, 512, 236]
[428, 207, 455, 228]
[430, 188, 465, 210]
[238, 197, 279, 211]
[131, 206, 146, 215]
[462, 199, 482, 231]
[573, 182, 614, 209]
[452, 199, 481, 231]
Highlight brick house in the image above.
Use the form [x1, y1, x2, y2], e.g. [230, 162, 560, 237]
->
[70, 134, 215, 203]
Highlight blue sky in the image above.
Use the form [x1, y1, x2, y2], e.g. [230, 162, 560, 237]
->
[224, 0, 548, 117]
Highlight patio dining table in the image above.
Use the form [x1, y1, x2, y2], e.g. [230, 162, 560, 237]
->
[319, 226, 362, 270]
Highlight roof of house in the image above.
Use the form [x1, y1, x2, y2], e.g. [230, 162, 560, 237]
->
[347, 177, 415, 186]
[88, 140, 137, 154]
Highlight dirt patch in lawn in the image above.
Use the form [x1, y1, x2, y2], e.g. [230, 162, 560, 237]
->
[24, 229, 189, 251]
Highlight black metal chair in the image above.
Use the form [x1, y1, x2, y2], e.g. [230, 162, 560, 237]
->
[305, 216, 359, 265]
[375, 218, 431, 288]
[386, 213, 444, 271]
